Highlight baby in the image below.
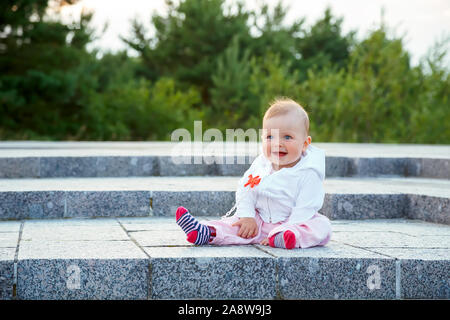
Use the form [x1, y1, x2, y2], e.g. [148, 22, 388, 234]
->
[175, 98, 332, 249]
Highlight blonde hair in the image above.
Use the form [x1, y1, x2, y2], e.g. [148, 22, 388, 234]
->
[263, 97, 310, 137]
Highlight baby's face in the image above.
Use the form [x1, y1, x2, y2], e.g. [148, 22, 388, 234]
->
[262, 113, 311, 170]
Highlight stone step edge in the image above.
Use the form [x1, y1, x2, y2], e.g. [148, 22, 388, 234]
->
[0, 190, 448, 225]
[0, 156, 449, 179]
[2, 244, 448, 300]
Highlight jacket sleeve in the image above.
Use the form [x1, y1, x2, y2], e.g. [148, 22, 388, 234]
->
[234, 155, 263, 219]
[286, 169, 325, 225]
[234, 175, 257, 218]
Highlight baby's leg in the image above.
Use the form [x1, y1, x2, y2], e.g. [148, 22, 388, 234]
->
[175, 206, 212, 245]
[205, 214, 267, 246]
[268, 213, 332, 249]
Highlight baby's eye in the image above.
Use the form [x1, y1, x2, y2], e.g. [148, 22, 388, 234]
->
[266, 135, 273, 140]
[284, 135, 292, 140]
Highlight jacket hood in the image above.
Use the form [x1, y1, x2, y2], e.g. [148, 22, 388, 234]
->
[295, 144, 326, 180]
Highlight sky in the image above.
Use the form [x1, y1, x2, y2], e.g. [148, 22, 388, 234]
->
[60, 0, 450, 66]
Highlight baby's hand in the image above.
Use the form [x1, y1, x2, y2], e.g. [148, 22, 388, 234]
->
[260, 238, 269, 246]
[232, 217, 258, 239]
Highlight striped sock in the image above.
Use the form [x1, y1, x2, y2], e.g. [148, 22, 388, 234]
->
[176, 206, 211, 245]
[268, 231, 296, 249]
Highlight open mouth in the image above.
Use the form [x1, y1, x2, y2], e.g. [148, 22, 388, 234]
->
[273, 151, 288, 157]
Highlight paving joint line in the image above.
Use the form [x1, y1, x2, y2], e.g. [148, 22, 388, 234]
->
[330, 240, 397, 259]
[116, 218, 153, 300]
[12, 220, 24, 299]
[115, 218, 151, 259]
[251, 244, 283, 299]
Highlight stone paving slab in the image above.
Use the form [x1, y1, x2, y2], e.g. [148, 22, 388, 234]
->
[21, 225, 129, 241]
[256, 242, 397, 299]
[0, 216, 448, 300]
[0, 248, 15, 300]
[0, 177, 448, 223]
[331, 219, 450, 235]
[144, 246, 277, 299]
[0, 221, 21, 232]
[1, 142, 449, 158]
[331, 231, 450, 248]
[0, 232, 19, 247]
[130, 230, 188, 247]
[17, 240, 149, 300]
[1, 176, 448, 197]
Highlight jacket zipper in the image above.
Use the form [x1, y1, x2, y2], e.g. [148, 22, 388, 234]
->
[266, 196, 272, 223]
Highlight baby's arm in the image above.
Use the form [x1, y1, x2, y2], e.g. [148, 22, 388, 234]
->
[232, 156, 262, 238]
[287, 169, 325, 225]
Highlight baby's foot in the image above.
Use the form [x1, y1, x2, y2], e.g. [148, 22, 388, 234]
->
[176, 206, 211, 245]
[268, 231, 296, 249]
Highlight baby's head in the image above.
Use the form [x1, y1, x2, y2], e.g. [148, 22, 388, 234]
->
[262, 98, 311, 170]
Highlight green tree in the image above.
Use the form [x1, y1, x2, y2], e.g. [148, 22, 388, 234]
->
[124, 0, 251, 105]
[0, 0, 95, 139]
[294, 7, 355, 80]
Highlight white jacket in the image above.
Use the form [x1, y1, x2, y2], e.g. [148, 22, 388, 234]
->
[234, 144, 326, 225]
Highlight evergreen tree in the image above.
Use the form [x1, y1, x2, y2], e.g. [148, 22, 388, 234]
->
[124, 0, 251, 105]
[0, 0, 95, 139]
[294, 7, 355, 79]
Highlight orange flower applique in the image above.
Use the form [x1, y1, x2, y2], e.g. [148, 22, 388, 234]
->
[244, 174, 261, 188]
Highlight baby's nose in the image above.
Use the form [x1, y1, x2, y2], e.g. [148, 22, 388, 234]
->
[272, 140, 284, 148]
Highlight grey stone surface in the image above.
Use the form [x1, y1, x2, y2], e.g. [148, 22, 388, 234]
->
[258, 242, 396, 299]
[21, 225, 128, 241]
[420, 158, 450, 180]
[17, 240, 149, 300]
[152, 191, 235, 216]
[332, 231, 450, 248]
[0, 232, 19, 247]
[368, 248, 450, 260]
[0, 216, 447, 300]
[0, 191, 65, 220]
[324, 194, 408, 220]
[158, 156, 218, 176]
[217, 163, 252, 176]
[17, 258, 148, 300]
[330, 218, 450, 235]
[407, 195, 450, 225]
[400, 259, 450, 299]
[353, 158, 412, 177]
[131, 229, 189, 246]
[0, 248, 15, 300]
[1, 142, 449, 159]
[119, 217, 179, 231]
[94, 156, 157, 177]
[0, 176, 448, 221]
[0, 221, 21, 232]
[325, 157, 356, 178]
[0, 142, 449, 178]
[0, 157, 39, 178]
[23, 217, 119, 227]
[65, 191, 151, 218]
[39, 156, 157, 178]
[40, 157, 98, 178]
[144, 246, 276, 299]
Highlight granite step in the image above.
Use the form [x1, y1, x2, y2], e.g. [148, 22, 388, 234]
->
[0, 216, 448, 300]
[0, 142, 449, 179]
[0, 176, 448, 224]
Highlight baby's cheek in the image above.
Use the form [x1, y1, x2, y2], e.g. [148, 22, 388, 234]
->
[262, 143, 271, 157]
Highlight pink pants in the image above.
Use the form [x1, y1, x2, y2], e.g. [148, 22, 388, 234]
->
[203, 212, 332, 249]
